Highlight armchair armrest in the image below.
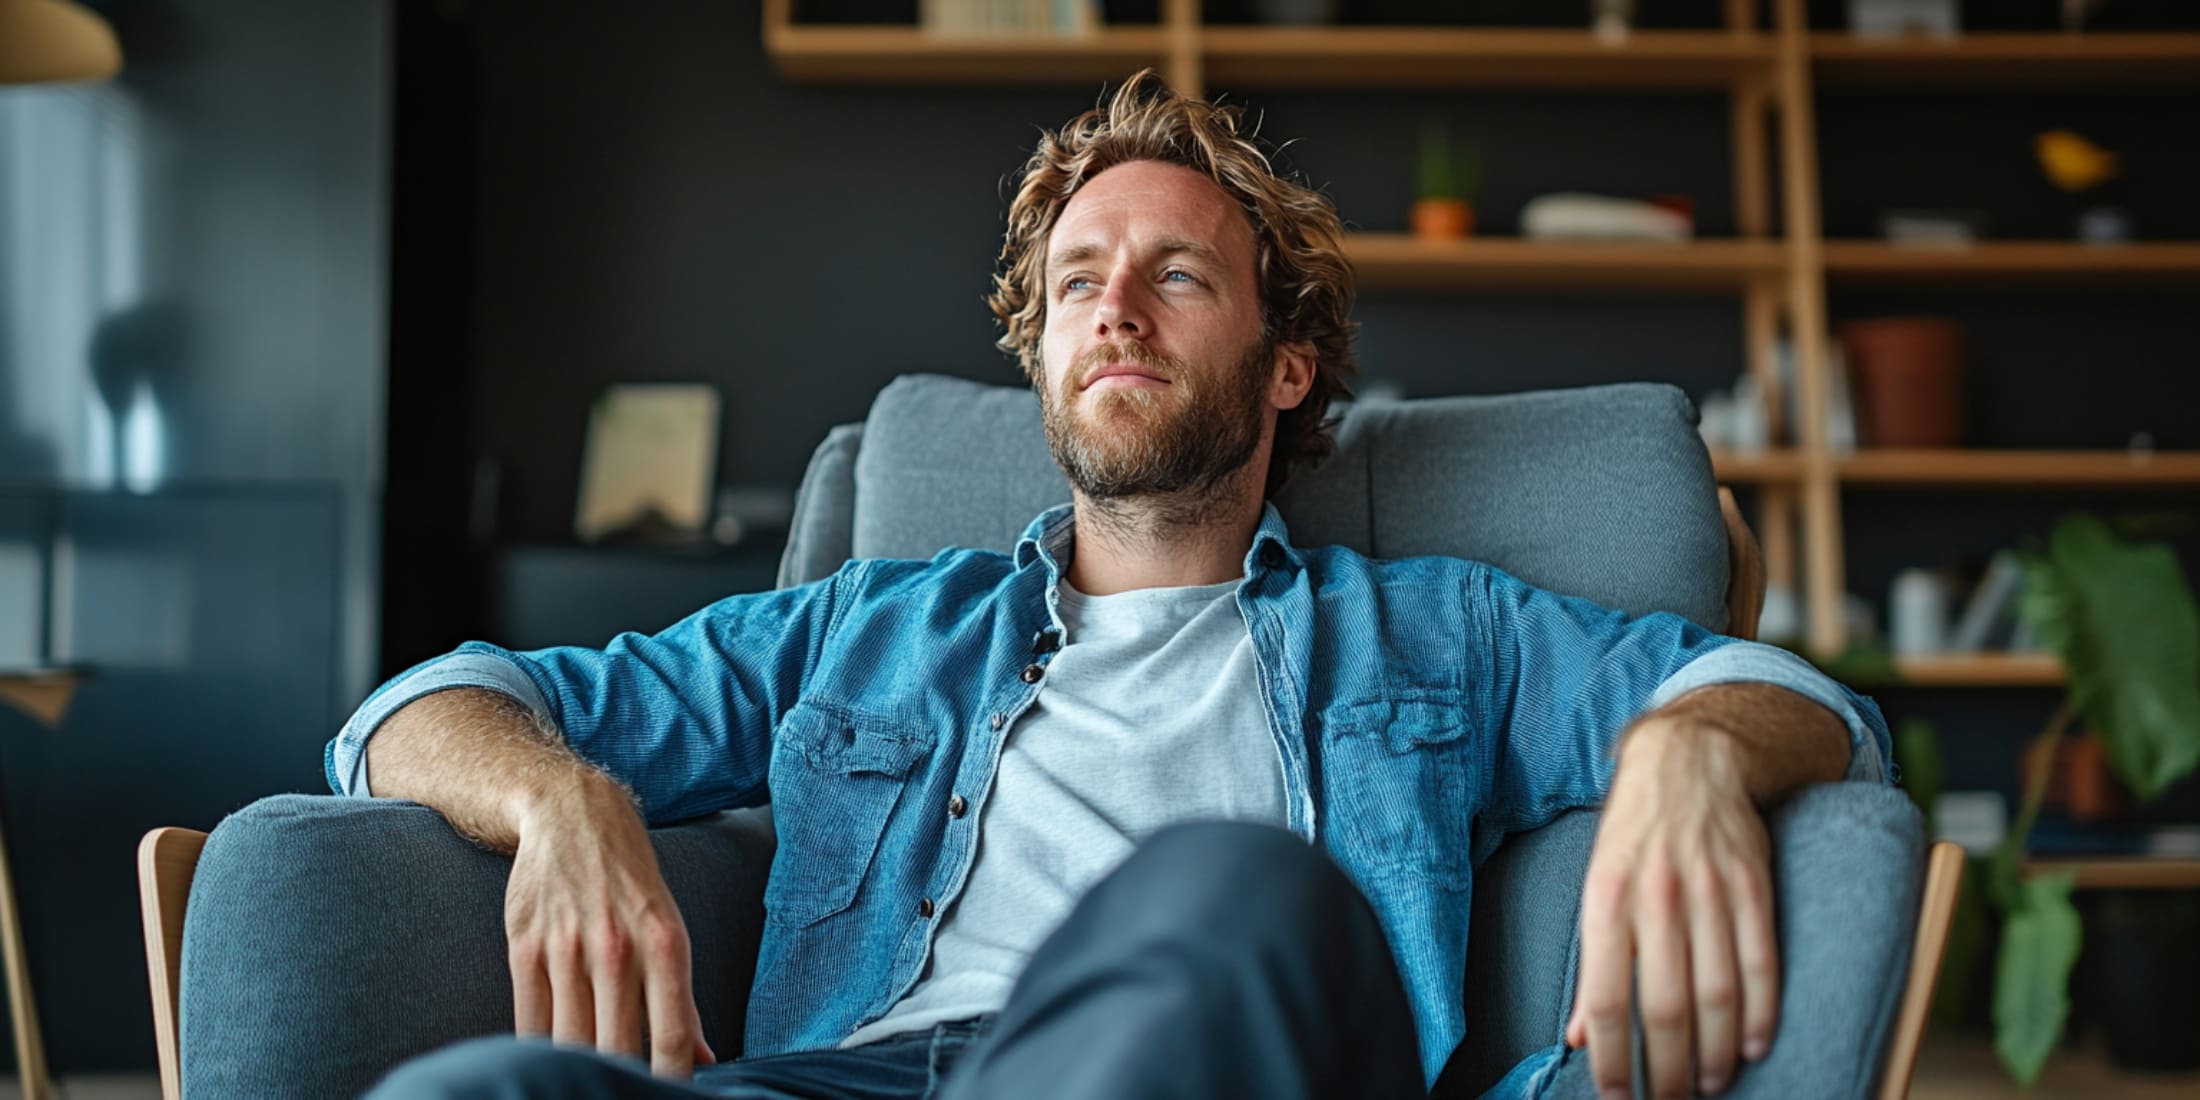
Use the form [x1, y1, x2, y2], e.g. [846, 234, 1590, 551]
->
[1446, 781, 1927, 1098]
[178, 794, 772, 1100]
[1523, 782, 1929, 1099]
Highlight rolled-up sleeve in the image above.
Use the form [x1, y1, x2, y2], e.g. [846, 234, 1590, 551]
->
[325, 568, 852, 824]
[1646, 641, 1894, 784]
[325, 649, 555, 798]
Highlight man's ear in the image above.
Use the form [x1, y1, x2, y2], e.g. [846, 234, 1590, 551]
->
[1269, 341, 1317, 412]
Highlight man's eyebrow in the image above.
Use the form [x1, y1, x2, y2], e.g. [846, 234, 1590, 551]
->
[1047, 237, 1226, 273]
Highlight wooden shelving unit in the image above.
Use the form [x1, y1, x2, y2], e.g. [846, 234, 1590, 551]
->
[1199, 27, 1772, 89]
[1711, 450, 1804, 484]
[1840, 449, 2200, 488]
[760, 0, 2200, 676]
[2028, 857, 2200, 890]
[1887, 654, 2065, 688]
[762, 22, 1169, 84]
[1346, 235, 1783, 292]
[1811, 31, 2200, 88]
[1825, 241, 2200, 285]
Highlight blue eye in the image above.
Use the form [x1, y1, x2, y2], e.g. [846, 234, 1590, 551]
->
[1165, 270, 1197, 283]
[1063, 276, 1093, 293]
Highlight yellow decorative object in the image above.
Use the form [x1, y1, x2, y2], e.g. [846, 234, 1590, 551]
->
[0, 0, 122, 85]
[2035, 129, 2119, 193]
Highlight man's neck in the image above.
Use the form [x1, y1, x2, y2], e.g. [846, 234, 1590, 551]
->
[1065, 479, 1266, 595]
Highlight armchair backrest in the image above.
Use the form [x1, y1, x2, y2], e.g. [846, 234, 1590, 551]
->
[776, 373, 1729, 1095]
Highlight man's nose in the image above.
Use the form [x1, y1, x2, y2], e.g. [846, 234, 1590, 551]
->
[1093, 275, 1149, 341]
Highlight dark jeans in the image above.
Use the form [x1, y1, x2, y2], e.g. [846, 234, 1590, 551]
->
[373, 822, 1424, 1100]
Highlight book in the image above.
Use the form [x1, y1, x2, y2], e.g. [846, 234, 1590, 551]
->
[1946, 550, 2025, 654]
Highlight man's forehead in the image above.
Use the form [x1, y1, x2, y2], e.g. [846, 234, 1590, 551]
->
[1046, 161, 1252, 265]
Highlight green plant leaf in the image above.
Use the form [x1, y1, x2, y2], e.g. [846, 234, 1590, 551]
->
[1417, 119, 1456, 200]
[1993, 871, 2081, 1087]
[2017, 513, 2200, 801]
[1895, 717, 1943, 832]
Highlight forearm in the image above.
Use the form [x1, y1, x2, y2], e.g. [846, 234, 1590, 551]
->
[1620, 681, 1849, 808]
[365, 687, 634, 853]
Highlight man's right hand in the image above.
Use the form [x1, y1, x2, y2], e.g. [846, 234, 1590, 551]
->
[505, 774, 717, 1079]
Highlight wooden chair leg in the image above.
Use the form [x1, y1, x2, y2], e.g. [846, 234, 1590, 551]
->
[139, 828, 209, 1100]
[1877, 840, 1967, 1100]
[0, 793, 53, 1100]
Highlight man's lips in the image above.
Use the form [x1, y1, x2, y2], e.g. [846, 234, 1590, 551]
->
[1082, 363, 1173, 391]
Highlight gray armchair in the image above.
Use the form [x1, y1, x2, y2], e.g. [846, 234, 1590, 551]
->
[139, 375, 1956, 1099]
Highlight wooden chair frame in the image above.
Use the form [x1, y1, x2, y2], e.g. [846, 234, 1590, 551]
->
[137, 827, 209, 1100]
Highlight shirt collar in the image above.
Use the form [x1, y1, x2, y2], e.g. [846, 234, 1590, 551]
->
[1011, 501, 1304, 580]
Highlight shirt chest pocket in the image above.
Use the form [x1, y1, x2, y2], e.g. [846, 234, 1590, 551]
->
[1320, 698, 1481, 888]
[764, 702, 935, 927]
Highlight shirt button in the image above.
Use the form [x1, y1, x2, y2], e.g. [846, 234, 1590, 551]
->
[989, 713, 1005, 731]
[948, 794, 968, 818]
[1019, 664, 1044, 684]
[918, 897, 936, 918]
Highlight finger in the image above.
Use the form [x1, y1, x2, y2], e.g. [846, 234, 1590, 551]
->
[1576, 868, 1637, 1096]
[594, 931, 644, 1061]
[1687, 863, 1741, 1094]
[548, 938, 594, 1048]
[510, 938, 552, 1038]
[1730, 861, 1783, 1062]
[644, 942, 700, 1079]
[1637, 860, 1693, 1100]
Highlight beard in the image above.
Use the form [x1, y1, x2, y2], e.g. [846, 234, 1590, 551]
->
[1040, 335, 1273, 505]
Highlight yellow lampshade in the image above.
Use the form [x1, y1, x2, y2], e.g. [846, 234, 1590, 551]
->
[0, 0, 123, 85]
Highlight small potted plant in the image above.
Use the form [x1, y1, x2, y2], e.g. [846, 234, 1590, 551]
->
[1412, 119, 1478, 241]
[1982, 513, 2200, 1083]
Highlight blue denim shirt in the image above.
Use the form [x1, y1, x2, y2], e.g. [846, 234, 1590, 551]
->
[329, 503, 1891, 1091]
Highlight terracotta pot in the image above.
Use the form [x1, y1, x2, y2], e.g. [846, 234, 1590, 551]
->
[1412, 197, 1473, 240]
[1838, 317, 1966, 447]
[2026, 731, 2126, 822]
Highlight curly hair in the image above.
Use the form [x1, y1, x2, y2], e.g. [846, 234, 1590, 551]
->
[989, 69, 1358, 495]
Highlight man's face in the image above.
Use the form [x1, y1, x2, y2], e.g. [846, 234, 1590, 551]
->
[1037, 160, 1278, 501]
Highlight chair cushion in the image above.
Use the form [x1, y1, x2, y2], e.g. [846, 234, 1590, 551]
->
[827, 373, 1729, 630]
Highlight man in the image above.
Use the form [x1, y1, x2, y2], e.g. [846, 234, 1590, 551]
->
[341, 72, 1890, 1100]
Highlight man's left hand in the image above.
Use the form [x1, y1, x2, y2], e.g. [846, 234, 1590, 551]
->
[1566, 721, 1778, 1099]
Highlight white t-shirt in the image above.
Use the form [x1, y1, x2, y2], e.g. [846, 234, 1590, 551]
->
[843, 578, 1288, 1047]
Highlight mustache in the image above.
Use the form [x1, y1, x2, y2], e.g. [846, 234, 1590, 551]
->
[1071, 342, 1185, 390]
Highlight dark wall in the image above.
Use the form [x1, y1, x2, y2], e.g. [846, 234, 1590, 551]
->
[419, 2, 2199, 548]
[0, 0, 389, 1073]
[396, 1, 2200, 783]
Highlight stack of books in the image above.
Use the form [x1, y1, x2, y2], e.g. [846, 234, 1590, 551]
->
[1944, 550, 2049, 655]
[922, 0, 1103, 34]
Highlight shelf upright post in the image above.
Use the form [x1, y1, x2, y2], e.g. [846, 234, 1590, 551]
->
[763, 0, 792, 53]
[1773, 0, 1847, 656]
[1164, 0, 1203, 98]
[1727, 0, 1797, 603]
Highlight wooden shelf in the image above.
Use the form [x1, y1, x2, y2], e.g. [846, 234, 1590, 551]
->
[1711, 450, 1803, 484]
[1824, 241, 2200, 286]
[1812, 32, 2200, 89]
[1887, 653, 2065, 687]
[1346, 235, 1784, 292]
[763, 24, 1169, 84]
[2028, 857, 2200, 890]
[1838, 450, 2200, 488]
[1202, 28, 1773, 90]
